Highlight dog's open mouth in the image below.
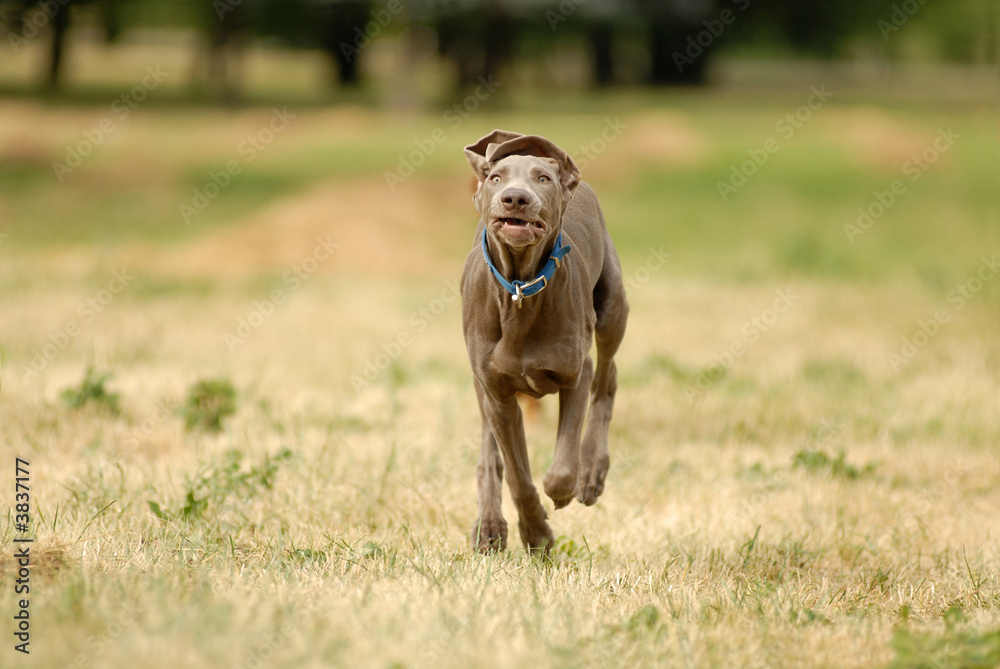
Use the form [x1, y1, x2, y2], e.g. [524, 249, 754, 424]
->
[495, 217, 545, 231]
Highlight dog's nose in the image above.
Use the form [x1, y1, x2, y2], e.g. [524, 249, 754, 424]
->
[500, 188, 532, 210]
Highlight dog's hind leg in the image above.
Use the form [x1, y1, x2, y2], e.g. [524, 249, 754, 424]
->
[578, 243, 629, 506]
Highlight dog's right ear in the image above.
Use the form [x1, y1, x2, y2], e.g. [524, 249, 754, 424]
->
[464, 129, 524, 180]
[464, 149, 490, 182]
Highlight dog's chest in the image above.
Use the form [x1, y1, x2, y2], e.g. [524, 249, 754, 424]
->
[490, 326, 591, 395]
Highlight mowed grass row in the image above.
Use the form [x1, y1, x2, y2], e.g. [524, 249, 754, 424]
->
[1, 93, 999, 668]
[1, 91, 998, 280]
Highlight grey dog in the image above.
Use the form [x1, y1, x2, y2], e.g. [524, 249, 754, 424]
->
[460, 130, 629, 553]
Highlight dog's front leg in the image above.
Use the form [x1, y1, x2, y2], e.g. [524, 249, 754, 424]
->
[479, 385, 553, 554]
[543, 355, 593, 509]
[471, 380, 507, 552]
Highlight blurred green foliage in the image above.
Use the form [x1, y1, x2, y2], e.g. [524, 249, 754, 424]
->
[0, 0, 993, 90]
[182, 378, 238, 432]
[61, 366, 122, 415]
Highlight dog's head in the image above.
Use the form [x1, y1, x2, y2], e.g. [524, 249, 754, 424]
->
[464, 130, 581, 249]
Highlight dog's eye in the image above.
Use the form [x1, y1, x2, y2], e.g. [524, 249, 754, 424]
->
[490, 174, 501, 183]
[538, 175, 550, 183]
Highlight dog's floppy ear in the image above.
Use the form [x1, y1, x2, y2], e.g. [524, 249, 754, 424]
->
[485, 134, 581, 201]
[464, 129, 524, 181]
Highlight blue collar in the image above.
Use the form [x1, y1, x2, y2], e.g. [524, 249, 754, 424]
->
[481, 230, 571, 308]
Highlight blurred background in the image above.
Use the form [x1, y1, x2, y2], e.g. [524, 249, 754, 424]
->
[0, 0, 997, 393]
[1, 0, 997, 97]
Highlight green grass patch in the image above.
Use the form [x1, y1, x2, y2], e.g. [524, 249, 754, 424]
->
[889, 608, 1000, 669]
[148, 447, 292, 522]
[181, 378, 238, 432]
[60, 367, 122, 415]
[792, 448, 876, 479]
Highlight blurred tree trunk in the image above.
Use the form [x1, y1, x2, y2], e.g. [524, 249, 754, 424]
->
[46, 0, 70, 88]
[314, 0, 369, 87]
[436, 12, 478, 88]
[437, 2, 516, 89]
[482, 3, 514, 82]
[589, 21, 615, 87]
[100, 0, 120, 43]
[205, 0, 249, 103]
[647, 18, 708, 85]
[332, 48, 360, 85]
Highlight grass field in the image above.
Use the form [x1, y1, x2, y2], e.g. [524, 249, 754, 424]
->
[1, 57, 1000, 668]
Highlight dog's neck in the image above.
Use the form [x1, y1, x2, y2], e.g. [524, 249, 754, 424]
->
[484, 230, 561, 284]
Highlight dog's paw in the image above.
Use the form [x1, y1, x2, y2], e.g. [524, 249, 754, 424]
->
[578, 453, 610, 506]
[551, 497, 573, 510]
[543, 467, 577, 510]
[517, 516, 554, 555]
[471, 516, 508, 553]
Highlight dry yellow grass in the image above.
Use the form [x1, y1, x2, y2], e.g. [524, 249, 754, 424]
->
[3, 236, 999, 667]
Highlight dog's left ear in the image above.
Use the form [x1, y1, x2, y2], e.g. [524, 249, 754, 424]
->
[486, 134, 581, 201]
